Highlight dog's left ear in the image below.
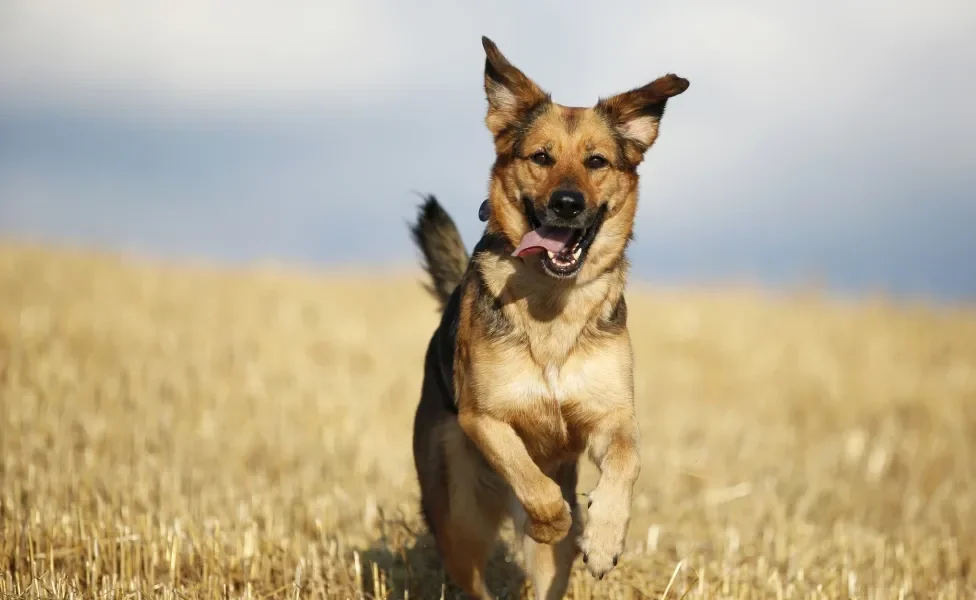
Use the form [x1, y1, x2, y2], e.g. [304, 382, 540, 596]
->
[598, 74, 689, 164]
[481, 36, 550, 140]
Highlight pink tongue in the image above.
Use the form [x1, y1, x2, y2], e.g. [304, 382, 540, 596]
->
[512, 226, 574, 258]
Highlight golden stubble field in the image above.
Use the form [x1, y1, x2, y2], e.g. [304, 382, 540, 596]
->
[1, 242, 975, 599]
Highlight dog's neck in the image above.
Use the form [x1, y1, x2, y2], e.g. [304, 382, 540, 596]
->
[471, 231, 628, 327]
[468, 240, 629, 369]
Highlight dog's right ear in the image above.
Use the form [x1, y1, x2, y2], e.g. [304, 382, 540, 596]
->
[482, 36, 550, 140]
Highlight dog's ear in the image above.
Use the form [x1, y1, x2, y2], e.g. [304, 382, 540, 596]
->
[481, 36, 550, 140]
[598, 74, 689, 164]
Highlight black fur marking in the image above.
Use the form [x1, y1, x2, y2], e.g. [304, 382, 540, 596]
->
[484, 56, 508, 89]
[522, 195, 543, 229]
[643, 99, 668, 120]
[612, 134, 635, 171]
[474, 271, 511, 339]
[511, 100, 551, 157]
[409, 194, 470, 308]
[472, 230, 510, 258]
[432, 285, 462, 413]
[490, 95, 552, 158]
[598, 295, 628, 334]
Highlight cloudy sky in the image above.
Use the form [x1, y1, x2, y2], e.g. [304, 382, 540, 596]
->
[1, 0, 974, 301]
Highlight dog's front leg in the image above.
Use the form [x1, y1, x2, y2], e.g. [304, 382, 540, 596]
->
[458, 410, 573, 544]
[579, 410, 641, 579]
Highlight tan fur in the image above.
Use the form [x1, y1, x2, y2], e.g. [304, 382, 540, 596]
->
[410, 36, 688, 599]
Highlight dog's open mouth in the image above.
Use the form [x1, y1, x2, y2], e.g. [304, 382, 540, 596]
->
[511, 202, 604, 278]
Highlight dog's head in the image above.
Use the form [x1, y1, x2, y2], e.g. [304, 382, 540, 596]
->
[481, 36, 688, 282]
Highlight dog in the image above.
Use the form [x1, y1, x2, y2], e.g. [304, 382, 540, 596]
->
[409, 36, 689, 600]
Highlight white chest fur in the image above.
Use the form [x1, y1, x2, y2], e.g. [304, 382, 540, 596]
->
[479, 341, 632, 414]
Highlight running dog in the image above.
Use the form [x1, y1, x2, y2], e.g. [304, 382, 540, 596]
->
[409, 36, 689, 600]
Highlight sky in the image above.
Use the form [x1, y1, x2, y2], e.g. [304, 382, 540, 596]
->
[1, 0, 974, 302]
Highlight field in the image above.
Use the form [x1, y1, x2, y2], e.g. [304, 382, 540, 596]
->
[2, 242, 975, 599]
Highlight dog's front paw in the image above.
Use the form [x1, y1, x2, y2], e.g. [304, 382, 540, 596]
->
[523, 483, 573, 544]
[524, 499, 572, 544]
[579, 486, 630, 579]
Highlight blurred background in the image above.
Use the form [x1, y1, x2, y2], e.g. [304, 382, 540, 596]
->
[1, 0, 974, 302]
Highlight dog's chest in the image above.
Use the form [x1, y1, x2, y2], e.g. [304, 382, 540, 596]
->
[494, 362, 592, 461]
[491, 350, 622, 442]
[483, 312, 630, 412]
[538, 361, 589, 406]
[474, 329, 633, 464]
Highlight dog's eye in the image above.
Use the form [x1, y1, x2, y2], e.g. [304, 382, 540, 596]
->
[530, 151, 552, 167]
[585, 155, 609, 170]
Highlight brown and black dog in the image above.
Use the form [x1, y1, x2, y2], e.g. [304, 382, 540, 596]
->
[409, 36, 689, 600]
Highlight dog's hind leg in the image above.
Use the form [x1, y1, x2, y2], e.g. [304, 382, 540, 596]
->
[436, 515, 502, 600]
[425, 424, 508, 600]
[516, 461, 582, 600]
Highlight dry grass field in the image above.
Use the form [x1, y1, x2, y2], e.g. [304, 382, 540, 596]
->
[2, 242, 975, 599]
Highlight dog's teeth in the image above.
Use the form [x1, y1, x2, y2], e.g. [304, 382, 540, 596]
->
[546, 250, 556, 260]
[573, 248, 582, 261]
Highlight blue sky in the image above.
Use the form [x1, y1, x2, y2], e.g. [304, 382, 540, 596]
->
[1, 0, 974, 301]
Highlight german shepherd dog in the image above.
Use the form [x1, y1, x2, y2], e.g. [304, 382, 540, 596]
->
[409, 37, 689, 600]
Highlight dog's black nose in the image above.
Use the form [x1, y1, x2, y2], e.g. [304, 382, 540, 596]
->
[548, 189, 585, 220]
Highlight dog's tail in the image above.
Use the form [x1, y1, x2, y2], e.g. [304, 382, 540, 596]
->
[409, 195, 470, 309]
